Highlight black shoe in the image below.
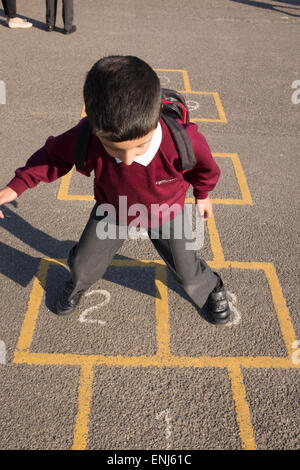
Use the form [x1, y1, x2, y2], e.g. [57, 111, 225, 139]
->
[64, 25, 76, 35]
[205, 273, 230, 325]
[46, 24, 54, 32]
[55, 280, 85, 316]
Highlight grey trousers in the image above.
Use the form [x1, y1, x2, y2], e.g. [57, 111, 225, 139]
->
[67, 203, 218, 309]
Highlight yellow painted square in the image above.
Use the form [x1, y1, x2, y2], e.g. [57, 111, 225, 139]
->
[183, 91, 227, 123]
[155, 68, 192, 93]
[13, 257, 170, 360]
[185, 153, 253, 205]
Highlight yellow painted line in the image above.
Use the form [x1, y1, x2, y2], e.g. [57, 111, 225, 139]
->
[57, 167, 94, 201]
[213, 153, 253, 205]
[14, 259, 48, 353]
[191, 117, 227, 123]
[13, 351, 299, 369]
[190, 118, 223, 123]
[210, 198, 250, 205]
[43, 257, 67, 267]
[154, 68, 191, 93]
[228, 365, 256, 450]
[181, 70, 192, 93]
[155, 265, 171, 358]
[72, 364, 94, 450]
[230, 154, 252, 205]
[111, 259, 165, 267]
[209, 153, 252, 205]
[206, 210, 225, 264]
[186, 197, 250, 205]
[179, 90, 227, 123]
[57, 168, 73, 200]
[263, 263, 297, 357]
[212, 92, 227, 123]
[14, 258, 69, 355]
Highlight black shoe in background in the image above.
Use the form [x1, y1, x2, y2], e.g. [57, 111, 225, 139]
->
[64, 25, 76, 35]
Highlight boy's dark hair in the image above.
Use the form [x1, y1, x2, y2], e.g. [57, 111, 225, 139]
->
[83, 56, 162, 142]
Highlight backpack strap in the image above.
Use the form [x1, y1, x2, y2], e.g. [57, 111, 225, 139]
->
[73, 118, 92, 171]
[161, 114, 196, 172]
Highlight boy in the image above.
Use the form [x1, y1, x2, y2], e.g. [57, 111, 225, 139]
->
[0, 56, 230, 324]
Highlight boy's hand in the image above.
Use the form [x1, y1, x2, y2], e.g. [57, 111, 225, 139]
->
[0, 187, 18, 219]
[196, 197, 213, 221]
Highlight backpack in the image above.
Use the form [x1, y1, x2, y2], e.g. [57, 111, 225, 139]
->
[73, 88, 196, 174]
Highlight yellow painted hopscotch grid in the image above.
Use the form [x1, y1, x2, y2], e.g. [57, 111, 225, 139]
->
[13, 218, 299, 450]
[14, 70, 299, 450]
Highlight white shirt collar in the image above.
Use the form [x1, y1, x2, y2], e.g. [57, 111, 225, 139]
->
[114, 122, 162, 166]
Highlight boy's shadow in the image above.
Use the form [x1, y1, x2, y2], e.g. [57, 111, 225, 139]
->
[0, 8, 65, 32]
[0, 204, 208, 322]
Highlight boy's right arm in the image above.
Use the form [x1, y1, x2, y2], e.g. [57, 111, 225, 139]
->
[0, 186, 18, 219]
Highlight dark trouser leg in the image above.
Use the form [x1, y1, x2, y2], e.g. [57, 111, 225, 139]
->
[62, 0, 73, 31]
[148, 209, 218, 309]
[2, 0, 17, 18]
[45, 0, 57, 26]
[67, 203, 124, 298]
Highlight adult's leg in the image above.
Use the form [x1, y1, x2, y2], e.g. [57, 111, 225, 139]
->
[45, 0, 57, 27]
[2, 0, 16, 18]
[3, 0, 32, 28]
[148, 209, 218, 309]
[62, 0, 73, 31]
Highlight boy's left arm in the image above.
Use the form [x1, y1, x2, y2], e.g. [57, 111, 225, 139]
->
[183, 123, 220, 220]
[196, 197, 213, 221]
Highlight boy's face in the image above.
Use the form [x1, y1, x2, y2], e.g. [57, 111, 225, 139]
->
[98, 129, 156, 166]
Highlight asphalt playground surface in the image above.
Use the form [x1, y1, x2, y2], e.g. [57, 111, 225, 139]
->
[0, 0, 299, 452]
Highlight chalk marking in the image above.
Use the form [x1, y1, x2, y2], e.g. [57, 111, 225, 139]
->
[156, 408, 172, 449]
[79, 290, 110, 325]
[0, 340, 6, 364]
[0, 80, 6, 104]
[186, 100, 200, 112]
[226, 291, 241, 327]
[291, 340, 300, 365]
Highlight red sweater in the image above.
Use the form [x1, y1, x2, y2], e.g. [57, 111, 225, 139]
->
[7, 118, 220, 227]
